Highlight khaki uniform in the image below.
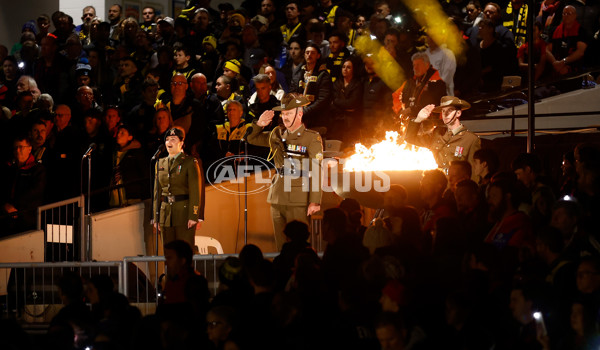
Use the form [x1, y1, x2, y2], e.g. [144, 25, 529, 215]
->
[153, 153, 205, 247]
[405, 121, 481, 170]
[247, 122, 323, 250]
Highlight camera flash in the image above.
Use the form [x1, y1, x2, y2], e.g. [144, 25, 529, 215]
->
[533, 312, 542, 320]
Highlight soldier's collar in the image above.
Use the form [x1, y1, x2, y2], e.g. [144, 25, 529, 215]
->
[285, 124, 305, 136]
[450, 124, 465, 135]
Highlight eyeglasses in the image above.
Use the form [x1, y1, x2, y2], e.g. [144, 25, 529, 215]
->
[83, 13, 95, 18]
[171, 81, 188, 86]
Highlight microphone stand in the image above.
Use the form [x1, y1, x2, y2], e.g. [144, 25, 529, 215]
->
[80, 154, 92, 261]
[243, 139, 249, 246]
[152, 160, 161, 256]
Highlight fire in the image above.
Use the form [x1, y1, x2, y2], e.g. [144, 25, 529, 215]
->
[343, 131, 439, 171]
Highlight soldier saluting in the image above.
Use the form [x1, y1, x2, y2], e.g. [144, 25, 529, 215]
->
[153, 127, 205, 249]
[248, 93, 324, 251]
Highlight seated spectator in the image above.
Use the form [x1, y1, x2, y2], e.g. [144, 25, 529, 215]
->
[485, 177, 534, 253]
[517, 21, 548, 83]
[172, 44, 196, 81]
[546, 5, 588, 78]
[212, 100, 252, 158]
[512, 152, 556, 228]
[419, 169, 456, 234]
[0, 136, 46, 235]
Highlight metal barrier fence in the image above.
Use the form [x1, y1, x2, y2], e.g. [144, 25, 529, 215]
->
[37, 196, 86, 262]
[0, 261, 122, 323]
[0, 253, 283, 324]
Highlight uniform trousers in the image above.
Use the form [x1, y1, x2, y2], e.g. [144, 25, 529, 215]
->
[270, 204, 309, 251]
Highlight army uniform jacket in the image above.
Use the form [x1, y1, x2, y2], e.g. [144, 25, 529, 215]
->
[153, 153, 205, 227]
[247, 123, 323, 207]
[405, 121, 481, 170]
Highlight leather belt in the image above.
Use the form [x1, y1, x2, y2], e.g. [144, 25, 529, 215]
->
[162, 195, 189, 204]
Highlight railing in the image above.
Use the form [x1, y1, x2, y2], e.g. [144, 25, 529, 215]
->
[0, 261, 122, 323]
[37, 196, 86, 262]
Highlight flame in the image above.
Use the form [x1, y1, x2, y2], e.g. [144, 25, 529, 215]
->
[344, 131, 438, 171]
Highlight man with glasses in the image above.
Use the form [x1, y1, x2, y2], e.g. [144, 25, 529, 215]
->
[0, 136, 46, 235]
[75, 6, 96, 39]
[405, 96, 481, 171]
[466, 2, 515, 49]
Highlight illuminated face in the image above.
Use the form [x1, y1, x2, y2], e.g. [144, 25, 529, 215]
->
[376, 325, 404, 350]
[142, 8, 155, 22]
[255, 82, 271, 102]
[190, 75, 208, 96]
[281, 108, 302, 130]
[84, 116, 101, 135]
[261, 0, 275, 16]
[31, 123, 47, 147]
[77, 87, 94, 107]
[356, 16, 366, 29]
[165, 135, 183, 155]
[54, 106, 72, 130]
[289, 42, 303, 61]
[483, 5, 499, 21]
[174, 50, 189, 66]
[412, 58, 429, 77]
[305, 46, 320, 66]
[119, 60, 138, 78]
[155, 110, 171, 133]
[285, 3, 299, 20]
[466, 4, 480, 20]
[78, 75, 91, 86]
[13, 139, 32, 164]
[82, 8, 96, 23]
[329, 36, 344, 54]
[170, 75, 188, 96]
[215, 78, 231, 98]
[441, 107, 460, 125]
[341, 60, 353, 79]
[104, 108, 121, 131]
[108, 5, 121, 21]
[116, 128, 133, 147]
[223, 67, 237, 78]
[264, 66, 276, 84]
[226, 104, 243, 124]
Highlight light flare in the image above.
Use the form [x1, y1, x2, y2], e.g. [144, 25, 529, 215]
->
[344, 131, 438, 171]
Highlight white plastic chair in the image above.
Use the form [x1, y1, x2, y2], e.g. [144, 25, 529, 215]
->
[194, 236, 224, 255]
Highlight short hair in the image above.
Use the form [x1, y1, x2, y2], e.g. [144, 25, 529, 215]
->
[450, 160, 472, 179]
[252, 73, 271, 84]
[83, 6, 96, 14]
[328, 31, 348, 45]
[142, 77, 159, 91]
[111, 4, 123, 12]
[283, 220, 310, 241]
[37, 14, 50, 22]
[164, 239, 193, 266]
[468, 0, 481, 9]
[411, 51, 430, 64]
[456, 179, 479, 194]
[512, 153, 542, 174]
[218, 74, 239, 92]
[288, 37, 306, 50]
[143, 6, 155, 12]
[305, 42, 321, 54]
[422, 169, 448, 191]
[225, 99, 243, 110]
[173, 43, 192, 57]
[473, 148, 500, 175]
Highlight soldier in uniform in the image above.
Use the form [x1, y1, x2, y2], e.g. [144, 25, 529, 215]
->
[405, 96, 481, 172]
[153, 127, 205, 249]
[247, 93, 324, 251]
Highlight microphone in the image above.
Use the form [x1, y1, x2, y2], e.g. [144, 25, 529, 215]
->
[151, 144, 165, 161]
[241, 126, 253, 142]
[82, 143, 97, 158]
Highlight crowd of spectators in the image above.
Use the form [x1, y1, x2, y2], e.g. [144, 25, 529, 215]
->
[3, 144, 600, 350]
[1, 0, 599, 232]
[1, 1, 600, 348]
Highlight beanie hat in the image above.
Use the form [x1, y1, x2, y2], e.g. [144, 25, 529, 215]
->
[224, 59, 241, 74]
